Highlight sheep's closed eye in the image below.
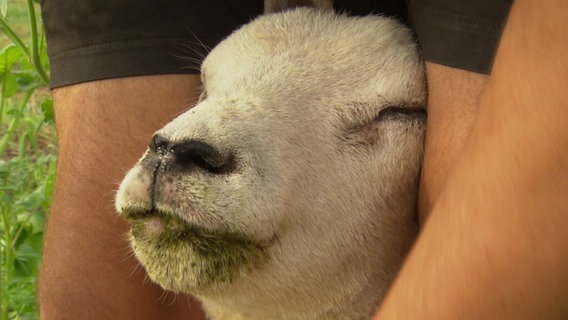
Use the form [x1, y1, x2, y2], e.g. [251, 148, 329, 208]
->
[377, 106, 427, 122]
[343, 106, 426, 147]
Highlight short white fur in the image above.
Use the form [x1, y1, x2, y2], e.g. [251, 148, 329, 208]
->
[116, 4, 426, 320]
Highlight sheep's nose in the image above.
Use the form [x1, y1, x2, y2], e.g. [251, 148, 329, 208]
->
[149, 134, 170, 156]
[149, 134, 236, 174]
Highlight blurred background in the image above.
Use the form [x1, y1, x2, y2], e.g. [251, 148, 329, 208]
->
[1, 0, 56, 318]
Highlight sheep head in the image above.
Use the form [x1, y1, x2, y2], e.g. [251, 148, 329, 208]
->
[116, 8, 426, 320]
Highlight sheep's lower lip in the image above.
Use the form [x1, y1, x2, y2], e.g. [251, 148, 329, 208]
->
[137, 216, 166, 238]
[126, 209, 273, 290]
[127, 210, 272, 248]
[128, 210, 208, 241]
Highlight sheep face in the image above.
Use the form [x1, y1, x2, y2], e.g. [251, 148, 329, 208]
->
[116, 8, 426, 319]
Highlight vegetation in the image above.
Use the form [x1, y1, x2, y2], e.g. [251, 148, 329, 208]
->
[1, 0, 56, 318]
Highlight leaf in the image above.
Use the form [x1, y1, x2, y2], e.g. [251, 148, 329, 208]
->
[1, 73, 18, 97]
[0, 0, 7, 18]
[41, 98, 54, 124]
[0, 44, 22, 74]
[15, 70, 39, 91]
[15, 239, 42, 277]
[19, 52, 35, 71]
[7, 105, 24, 117]
[0, 158, 7, 174]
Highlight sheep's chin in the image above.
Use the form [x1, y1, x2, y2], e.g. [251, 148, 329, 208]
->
[128, 211, 271, 292]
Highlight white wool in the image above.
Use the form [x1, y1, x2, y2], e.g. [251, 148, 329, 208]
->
[116, 7, 426, 320]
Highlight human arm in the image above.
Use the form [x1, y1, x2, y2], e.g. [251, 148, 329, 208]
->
[377, 0, 568, 318]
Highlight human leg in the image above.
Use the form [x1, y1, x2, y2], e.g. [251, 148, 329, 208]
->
[39, 0, 263, 317]
[418, 63, 488, 223]
[39, 75, 207, 319]
[408, 0, 512, 223]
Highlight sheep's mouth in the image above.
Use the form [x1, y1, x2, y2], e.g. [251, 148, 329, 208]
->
[124, 209, 271, 290]
[125, 209, 268, 249]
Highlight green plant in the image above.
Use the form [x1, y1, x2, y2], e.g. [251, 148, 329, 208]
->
[0, 0, 55, 319]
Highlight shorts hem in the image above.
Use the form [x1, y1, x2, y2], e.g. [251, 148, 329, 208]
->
[48, 38, 203, 89]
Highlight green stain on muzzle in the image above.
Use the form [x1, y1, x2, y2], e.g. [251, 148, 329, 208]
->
[129, 211, 271, 292]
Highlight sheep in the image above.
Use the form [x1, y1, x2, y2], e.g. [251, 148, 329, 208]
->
[115, 1, 426, 319]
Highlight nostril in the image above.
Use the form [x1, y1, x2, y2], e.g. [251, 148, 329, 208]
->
[170, 140, 236, 174]
[149, 134, 170, 155]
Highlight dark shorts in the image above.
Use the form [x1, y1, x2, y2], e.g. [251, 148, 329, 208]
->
[42, 0, 512, 89]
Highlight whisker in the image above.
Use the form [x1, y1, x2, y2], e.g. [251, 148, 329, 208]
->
[128, 260, 143, 279]
[159, 290, 180, 307]
[184, 28, 213, 54]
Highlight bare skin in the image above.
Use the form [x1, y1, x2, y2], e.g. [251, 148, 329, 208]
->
[418, 62, 488, 223]
[39, 65, 483, 318]
[38, 67, 487, 319]
[39, 75, 206, 320]
[41, 1, 568, 318]
[377, 0, 568, 318]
